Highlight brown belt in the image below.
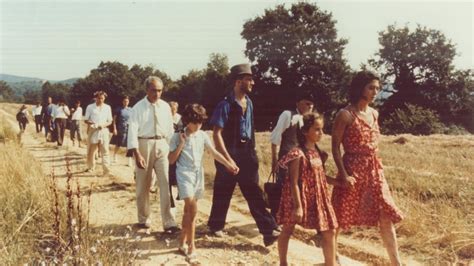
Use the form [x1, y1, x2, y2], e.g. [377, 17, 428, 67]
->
[138, 135, 165, 140]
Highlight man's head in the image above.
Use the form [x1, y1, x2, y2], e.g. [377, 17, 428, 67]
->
[122, 96, 130, 107]
[230, 64, 254, 94]
[47, 97, 52, 104]
[93, 90, 107, 105]
[75, 100, 81, 107]
[144, 76, 164, 103]
[296, 91, 315, 115]
[169, 101, 179, 115]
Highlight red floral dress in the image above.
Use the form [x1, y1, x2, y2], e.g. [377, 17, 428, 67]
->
[277, 148, 338, 231]
[331, 109, 404, 229]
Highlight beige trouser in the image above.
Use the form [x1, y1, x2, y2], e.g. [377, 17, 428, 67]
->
[135, 138, 176, 229]
[86, 128, 111, 173]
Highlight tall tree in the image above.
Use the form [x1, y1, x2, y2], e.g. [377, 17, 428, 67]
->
[241, 2, 351, 130]
[369, 25, 473, 131]
[0, 81, 15, 102]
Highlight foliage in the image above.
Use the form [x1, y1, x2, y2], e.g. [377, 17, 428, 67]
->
[0, 81, 15, 102]
[41, 82, 71, 104]
[370, 25, 473, 132]
[241, 2, 352, 130]
[381, 103, 444, 135]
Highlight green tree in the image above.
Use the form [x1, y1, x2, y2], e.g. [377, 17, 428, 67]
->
[41, 82, 70, 104]
[0, 81, 15, 102]
[370, 25, 473, 131]
[23, 89, 42, 104]
[241, 2, 352, 130]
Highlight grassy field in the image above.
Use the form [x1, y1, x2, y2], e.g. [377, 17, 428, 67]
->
[203, 132, 473, 264]
[0, 116, 135, 265]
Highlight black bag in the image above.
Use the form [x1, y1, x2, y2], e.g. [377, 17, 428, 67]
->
[264, 171, 282, 210]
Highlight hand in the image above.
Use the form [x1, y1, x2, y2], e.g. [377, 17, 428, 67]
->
[226, 163, 239, 175]
[341, 175, 357, 188]
[291, 207, 303, 223]
[178, 132, 187, 146]
[135, 153, 147, 169]
[113, 129, 117, 135]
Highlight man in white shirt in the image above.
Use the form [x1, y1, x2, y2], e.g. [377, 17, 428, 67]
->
[32, 102, 43, 133]
[269, 91, 314, 218]
[85, 91, 113, 175]
[52, 99, 71, 147]
[70, 100, 83, 147]
[127, 76, 178, 232]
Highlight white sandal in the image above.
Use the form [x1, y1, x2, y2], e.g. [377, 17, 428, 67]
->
[186, 252, 199, 264]
[178, 244, 188, 256]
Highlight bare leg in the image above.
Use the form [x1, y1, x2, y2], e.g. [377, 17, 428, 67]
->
[277, 224, 295, 266]
[380, 214, 401, 266]
[185, 198, 198, 254]
[320, 229, 337, 266]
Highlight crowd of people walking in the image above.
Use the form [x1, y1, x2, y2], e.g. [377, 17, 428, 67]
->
[16, 64, 404, 265]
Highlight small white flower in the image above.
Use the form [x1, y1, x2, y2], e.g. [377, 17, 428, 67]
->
[45, 247, 51, 253]
[90, 246, 97, 253]
[71, 219, 76, 226]
[74, 245, 80, 251]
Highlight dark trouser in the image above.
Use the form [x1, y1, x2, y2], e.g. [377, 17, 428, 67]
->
[18, 121, 27, 132]
[70, 120, 82, 141]
[44, 117, 51, 138]
[208, 145, 277, 235]
[34, 115, 42, 133]
[55, 118, 67, 146]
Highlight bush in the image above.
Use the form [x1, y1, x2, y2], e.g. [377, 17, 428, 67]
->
[381, 104, 444, 135]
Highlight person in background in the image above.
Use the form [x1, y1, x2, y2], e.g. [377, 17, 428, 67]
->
[32, 102, 43, 133]
[111, 96, 132, 166]
[52, 98, 70, 147]
[70, 100, 83, 147]
[169, 101, 183, 132]
[269, 91, 314, 218]
[16, 105, 29, 133]
[42, 97, 54, 141]
[85, 91, 113, 176]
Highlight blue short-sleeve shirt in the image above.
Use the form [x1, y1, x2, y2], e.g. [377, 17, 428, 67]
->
[114, 106, 132, 133]
[209, 93, 253, 140]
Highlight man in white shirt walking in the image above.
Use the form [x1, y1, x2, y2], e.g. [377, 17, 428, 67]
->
[127, 76, 179, 233]
[85, 91, 113, 176]
[70, 100, 83, 147]
[32, 102, 43, 133]
[52, 99, 70, 147]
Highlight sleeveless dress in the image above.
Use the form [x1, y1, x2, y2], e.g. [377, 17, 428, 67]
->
[277, 148, 338, 231]
[331, 109, 404, 229]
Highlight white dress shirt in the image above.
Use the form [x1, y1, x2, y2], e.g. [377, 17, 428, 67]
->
[85, 103, 112, 126]
[127, 97, 174, 150]
[71, 107, 83, 120]
[32, 105, 42, 116]
[270, 109, 303, 145]
[53, 105, 70, 119]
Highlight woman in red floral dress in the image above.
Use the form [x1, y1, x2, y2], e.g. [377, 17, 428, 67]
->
[277, 112, 338, 266]
[331, 71, 404, 266]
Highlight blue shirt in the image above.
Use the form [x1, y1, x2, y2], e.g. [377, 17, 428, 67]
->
[114, 106, 132, 132]
[169, 130, 213, 171]
[210, 93, 253, 140]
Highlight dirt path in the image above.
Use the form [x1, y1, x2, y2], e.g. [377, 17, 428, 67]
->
[2, 105, 365, 265]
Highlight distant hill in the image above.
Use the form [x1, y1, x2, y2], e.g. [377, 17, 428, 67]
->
[0, 74, 79, 96]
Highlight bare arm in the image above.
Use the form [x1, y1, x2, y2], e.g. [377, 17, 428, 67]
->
[288, 157, 303, 223]
[168, 133, 186, 165]
[332, 110, 356, 187]
[209, 145, 239, 174]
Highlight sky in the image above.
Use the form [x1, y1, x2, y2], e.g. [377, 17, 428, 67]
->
[0, 0, 472, 81]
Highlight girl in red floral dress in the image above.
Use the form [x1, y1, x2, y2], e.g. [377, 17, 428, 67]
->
[332, 71, 404, 266]
[277, 112, 338, 266]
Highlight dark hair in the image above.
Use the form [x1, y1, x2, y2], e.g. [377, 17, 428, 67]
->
[181, 104, 208, 125]
[93, 90, 107, 98]
[122, 96, 129, 100]
[296, 112, 324, 148]
[296, 91, 315, 103]
[348, 71, 380, 104]
[75, 100, 81, 104]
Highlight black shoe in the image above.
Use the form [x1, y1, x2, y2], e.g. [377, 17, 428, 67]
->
[275, 225, 282, 232]
[137, 222, 151, 229]
[263, 230, 280, 247]
[164, 226, 180, 234]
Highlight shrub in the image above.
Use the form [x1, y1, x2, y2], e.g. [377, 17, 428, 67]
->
[381, 104, 444, 135]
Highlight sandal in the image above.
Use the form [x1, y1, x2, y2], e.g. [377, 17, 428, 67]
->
[186, 252, 199, 264]
[178, 244, 188, 256]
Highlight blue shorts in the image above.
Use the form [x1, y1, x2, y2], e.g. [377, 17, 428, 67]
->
[176, 167, 204, 200]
